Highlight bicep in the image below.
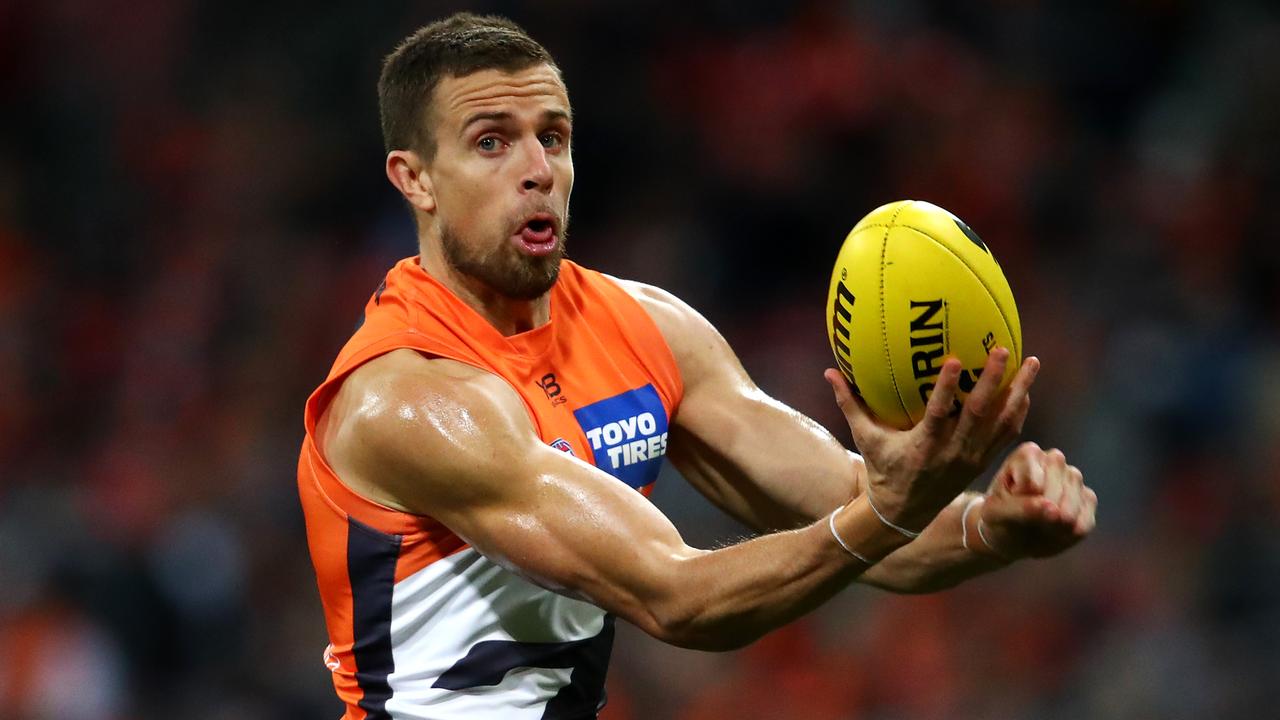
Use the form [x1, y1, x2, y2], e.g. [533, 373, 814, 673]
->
[451, 444, 698, 620]
[329, 356, 698, 635]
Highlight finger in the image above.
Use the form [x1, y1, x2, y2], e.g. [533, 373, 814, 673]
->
[917, 359, 962, 440]
[1003, 357, 1041, 411]
[1041, 450, 1066, 506]
[962, 345, 1008, 420]
[1055, 466, 1083, 525]
[1003, 442, 1045, 495]
[1076, 486, 1097, 536]
[996, 357, 1040, 434]
[955, 347, 1011, 438]
[995, 393, 1031, 446]
[1033, 497, 1060, 523]
[983, 483, 1050, 524]
[824, 369, 885, 453]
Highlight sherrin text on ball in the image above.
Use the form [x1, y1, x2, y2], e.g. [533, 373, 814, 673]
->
[826, 200, 1022, 429]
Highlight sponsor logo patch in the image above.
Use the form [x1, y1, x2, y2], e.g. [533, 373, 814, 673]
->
[573, 384, 668, 489]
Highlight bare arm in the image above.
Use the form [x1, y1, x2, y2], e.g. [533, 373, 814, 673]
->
[622, 280, 1093, 592]
[318, 349, 908, 652]
[620, 280, 860, 530]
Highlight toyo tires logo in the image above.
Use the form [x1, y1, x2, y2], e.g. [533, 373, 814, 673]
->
[573, 384, 668, 489]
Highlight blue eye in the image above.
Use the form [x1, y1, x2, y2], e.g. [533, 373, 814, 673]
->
[539, 133, 564, 149]
[478, 137, 500, 151]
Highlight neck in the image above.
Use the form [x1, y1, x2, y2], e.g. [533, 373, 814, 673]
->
[418, 242, 551, 336]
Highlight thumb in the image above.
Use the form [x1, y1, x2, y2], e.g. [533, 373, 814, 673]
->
[1002, 443, 1046, 496]
[985, 492, 1053, 527]
[824, 368, 884, 453]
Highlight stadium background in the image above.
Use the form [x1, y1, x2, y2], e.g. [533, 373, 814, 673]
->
[3, 0, 1279, 717]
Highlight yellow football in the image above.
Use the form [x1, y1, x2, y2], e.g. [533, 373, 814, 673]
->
[826, 200, 1022, 429]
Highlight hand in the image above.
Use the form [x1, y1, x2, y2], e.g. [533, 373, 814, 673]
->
[825, 348, 1039, 534]
[976, 442, 1097, 559]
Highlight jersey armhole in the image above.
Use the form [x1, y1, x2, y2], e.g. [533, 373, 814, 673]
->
[303, 335, 548, 532]
[592, 272, 686, 416]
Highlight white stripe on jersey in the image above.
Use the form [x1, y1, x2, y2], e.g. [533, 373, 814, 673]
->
[382, 546, 607, 719]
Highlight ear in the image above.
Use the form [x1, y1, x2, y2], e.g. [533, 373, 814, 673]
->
[386, 150, 436, 214]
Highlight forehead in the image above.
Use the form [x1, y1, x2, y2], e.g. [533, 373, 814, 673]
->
[434, 64, 571, 127]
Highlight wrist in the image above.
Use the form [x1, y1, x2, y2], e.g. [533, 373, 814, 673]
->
[863, 477, 930, 538]
[961, 495, 1011, 563]
[831, 496, 913, 564]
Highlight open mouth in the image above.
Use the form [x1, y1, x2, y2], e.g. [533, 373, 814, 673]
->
[516, 213, 559, 254]
[525, 216, 554, 235]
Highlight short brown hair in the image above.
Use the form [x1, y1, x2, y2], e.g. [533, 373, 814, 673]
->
[378, 13, 557, 158]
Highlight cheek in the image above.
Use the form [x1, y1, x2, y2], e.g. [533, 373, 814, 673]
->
[441, 186, 514, 241]
[559, 161, 575, 203]
[433, 157, 490, 214]
[437, 178, 485, 228]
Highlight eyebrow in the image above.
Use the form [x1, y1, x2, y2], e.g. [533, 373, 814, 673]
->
[459, 109, 573, 135]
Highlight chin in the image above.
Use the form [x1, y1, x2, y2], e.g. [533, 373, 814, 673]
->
[502, 254, 563, 300]
[441, 225, 566, 300]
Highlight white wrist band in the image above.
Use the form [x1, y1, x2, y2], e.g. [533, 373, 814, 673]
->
[961, 495, 1007, 560]
[961, 495, 984, 551]
[865, 485, 922, 539]
[828, 509, 871, 565]
[976, 517, 1005, 558]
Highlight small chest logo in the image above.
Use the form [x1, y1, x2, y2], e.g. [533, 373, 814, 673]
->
[536, 372, 567, 406]
[323, 645, 341, 672]
[550, 438, 576, 456]
[573, 384, 669, 489]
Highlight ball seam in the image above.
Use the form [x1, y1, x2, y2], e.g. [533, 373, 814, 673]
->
[880, 203, 913, 424]
[896, 223, 1020, 361]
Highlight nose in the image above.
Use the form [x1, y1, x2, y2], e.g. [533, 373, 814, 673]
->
[519, 139, 553, 194]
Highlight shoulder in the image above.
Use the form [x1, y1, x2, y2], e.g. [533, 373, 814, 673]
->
[557, 263, 686, 327]
[609, 277, 681, 314]
[607, 277, 738, 392]
[321, 349, 537, 509]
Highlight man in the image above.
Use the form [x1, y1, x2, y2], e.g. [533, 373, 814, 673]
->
[298, 12, 1096, 720]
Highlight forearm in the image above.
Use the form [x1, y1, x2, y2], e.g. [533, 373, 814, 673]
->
[754, 447, 866, 525]
[857, 491, 1008, 593]
[647, 496, 905, 650]
[670, 415, 864, 532]
[693, 444, 1010, 595]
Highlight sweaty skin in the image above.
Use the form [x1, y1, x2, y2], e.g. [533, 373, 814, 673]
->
[323, 63, 1097, 652]
[386, 65, 574, 334]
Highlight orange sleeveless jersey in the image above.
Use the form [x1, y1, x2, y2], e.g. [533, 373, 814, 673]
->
[297, 257, 683, 719]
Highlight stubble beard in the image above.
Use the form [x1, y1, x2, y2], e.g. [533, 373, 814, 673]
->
[440, 220, 567, 301]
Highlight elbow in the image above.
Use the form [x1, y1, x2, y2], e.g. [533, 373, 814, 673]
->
[636, 596, 761, 653]
[611, 548, 760, 652]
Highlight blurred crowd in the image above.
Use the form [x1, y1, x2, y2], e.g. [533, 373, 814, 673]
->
[2, 1, 1279, 718]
